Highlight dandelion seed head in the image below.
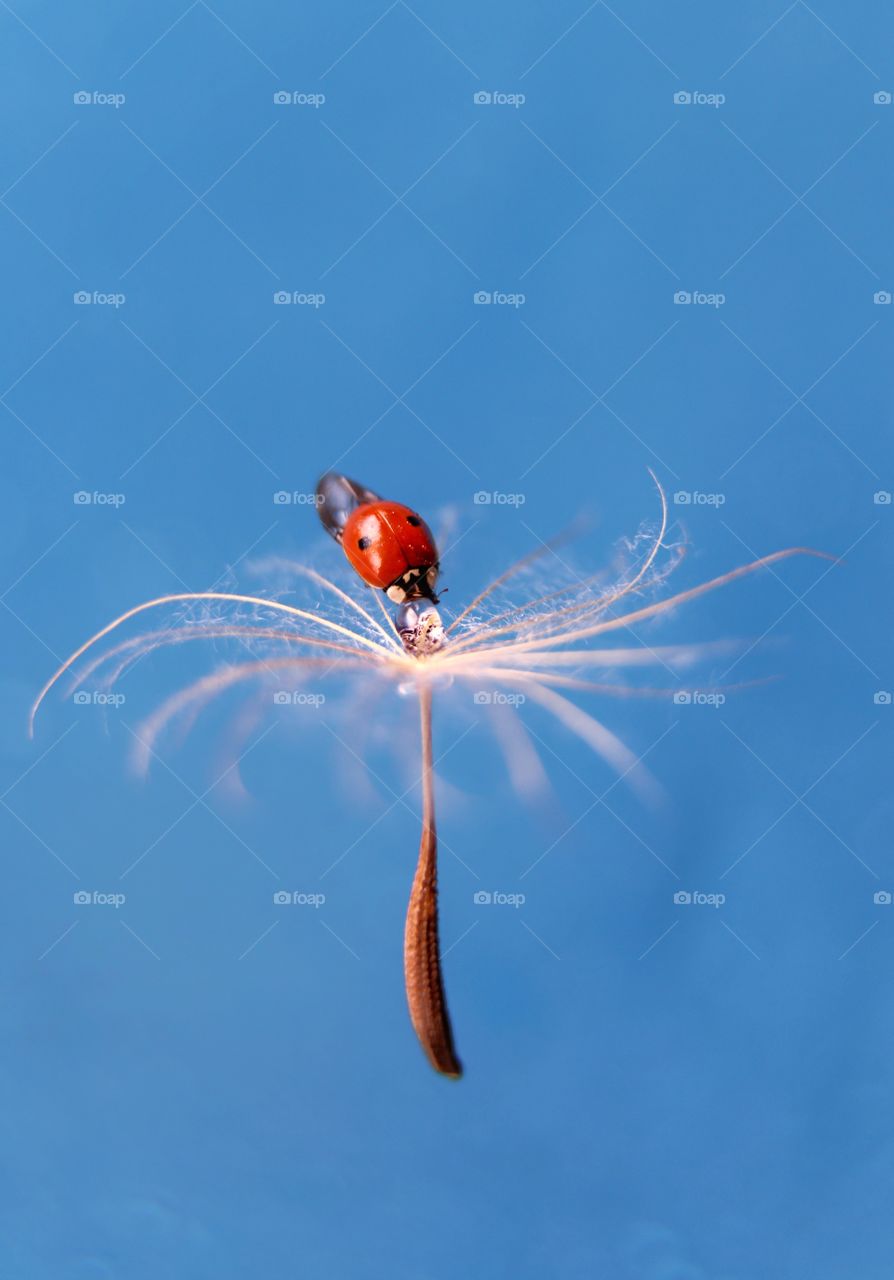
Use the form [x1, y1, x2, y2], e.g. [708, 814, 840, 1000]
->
[29, 476, 830, 811]
[27, 470, 833, 1078]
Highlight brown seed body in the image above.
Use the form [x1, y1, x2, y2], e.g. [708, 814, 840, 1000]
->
[403, 685, 462, 1078]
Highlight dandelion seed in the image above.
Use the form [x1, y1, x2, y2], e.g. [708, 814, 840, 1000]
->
[30, 472, 832, 1079]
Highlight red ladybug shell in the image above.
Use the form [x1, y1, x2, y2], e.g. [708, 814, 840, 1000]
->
[342, 502, 439, 599]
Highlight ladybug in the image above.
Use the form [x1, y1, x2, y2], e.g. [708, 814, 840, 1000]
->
[315, 472, 440, 604]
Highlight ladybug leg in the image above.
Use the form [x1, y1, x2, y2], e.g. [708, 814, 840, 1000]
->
[421, 564, 440, 603]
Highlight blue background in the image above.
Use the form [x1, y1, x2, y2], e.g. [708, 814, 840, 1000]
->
[2, 3, 892, 1277]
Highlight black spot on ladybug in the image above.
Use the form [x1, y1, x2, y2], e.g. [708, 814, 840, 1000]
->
[406, 515, 421, 526]
[357, 536, 372, 550]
